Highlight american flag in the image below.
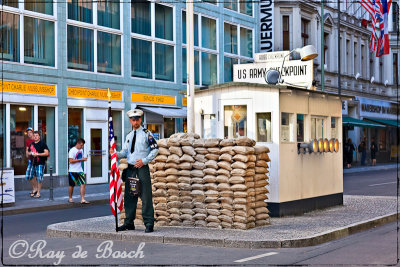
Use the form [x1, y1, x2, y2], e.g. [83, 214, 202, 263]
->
[109, 110, 123, 216]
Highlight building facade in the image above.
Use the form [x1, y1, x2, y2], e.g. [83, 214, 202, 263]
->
[272, 0, 400, 164]
[0, 0, 258, 189]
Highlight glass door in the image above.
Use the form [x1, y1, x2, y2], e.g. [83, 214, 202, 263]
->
[85, 122, 108, 184]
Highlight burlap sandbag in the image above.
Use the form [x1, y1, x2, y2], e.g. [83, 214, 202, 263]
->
[217, 169, 231, 177]
[181, 208, 195, 215]
[232, 154, 249, 162]
[180, 214, 194, 221]
[257, 153, 270, 162]
[256, 160, 269, 169]
[194, 154, 207, 163]
[254, 201, 267, 208]
[254, 174, 268, 181]
[158, 147, 171, 156]
[191, 169, 204, 177]
[217, 183, 230, 191]
[170, 133, 186, 139]
[204, 168, 217, 176]
[232, 146, 255, 155]
[219, 138, 235, 147]
[193, 161, 205, 170]
[207, 147, 221, 154]
[168, 195, 179, 202]
[220, 209, 234, 218]
[255, 194, 268, 201]
[216, 175, 229, 183]
[206, 209, 221, 216]
[217, 161, 232, 171]
[153, 189, 167, 197]
[191, 190, 205, 197]
[169, 207, 180, 214]
[255, 207, 269, 214]
[234, 191, 248, 198]
[154, 182, 167, 189]
[166, 175, 178, 182]
[165, 162, 179, 169]
[193, 213, 207, 220]
[234, 210, 248, 217]
[233, 222, 248, 230]
[178, 176, 191, 184]
[233, 198, 247, 205]
[167, 138, 180, 147]
[231, 168, 246, 176]
[246, 162, 256, 168]
[218, 215, 233, 223]
[205, 189, 218, 197]
[205, 154, 220, 161]
[203, 175, 217, 183]
[155, 203, 167, 210]
[179, 162, 192, 170]
[255, 220, 269, 227]
[167, 189, 180, 196]
[219, 197, 233, 204]
[245, 169, 255, 176]
[191, 184, 204, 191]
[167, 201, 182, 209]
[154, 162, 166, 170]
[255, 180, 269, 187]
[169, 220, 181, 226]
[176, 170, 189, 177]
[247, 188, 256, 197]
[155, 210, 169, 217]
[180, 154, 195, 163]
[180, 196, 192, 203]
[205, 196, 218, 203]
[206, 203, 220, 209]
[231, 161, 247, 169]
[157, 139, 168, 148]
[234, 137, 256, 146]
[193, 207, 207, 214]
[195, 220, 207, 227]
[182, 146, 196, 156]
[194, 202, 206, 209]
[180, 138, 195, 146]
[205, 160, 218, 169]
[181, 191, 192, 197]
[169, 214, 181, 221]
[219, 153, 233, 162]
[220, 190, 234, 197]
[229, 176, 245, 184]
[248, 155, 257, 162]
[154, 155, 167, 162]
[221, 146, 235, 155]
[254, 145, 270, 154]
[246, 181, 255, 188]
[255, 167, 269, 174]
[204, 184, 218, 191]
[166, 154, 180, 164]
[204, 138, 220, 148]
[193, 139, 205, 148]
[205, 215, 220, 223]
[191, 177, 204, 184]
[186, 133, 200, 139]
[207, 222, 221, 228]
[221, 202, 233, 210]
[154, 197, 167, 203]
[256, 214, 270, 220]
[194, 147, 208, 154]
[178, 183, 191, 191]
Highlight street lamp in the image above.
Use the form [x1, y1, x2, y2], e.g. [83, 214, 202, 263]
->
[265, 45, 318, 85]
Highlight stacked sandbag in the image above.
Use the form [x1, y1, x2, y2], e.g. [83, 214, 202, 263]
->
[191, 138, 207, 227]
[253, 145, 270, 226]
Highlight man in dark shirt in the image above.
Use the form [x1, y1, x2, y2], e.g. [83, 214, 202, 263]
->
[26, 131, 49, 198]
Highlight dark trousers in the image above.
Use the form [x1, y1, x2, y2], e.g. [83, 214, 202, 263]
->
[123, 165, 154, 227]
[361, 151, 366, 165]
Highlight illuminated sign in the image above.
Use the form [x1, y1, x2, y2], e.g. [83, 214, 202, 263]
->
[132, 93, 175, 105]
[68, 87, 122, 101]
[2, 81, 56, 96]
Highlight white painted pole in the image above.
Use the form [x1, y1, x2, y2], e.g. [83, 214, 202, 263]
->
[186, 0, 195, 134]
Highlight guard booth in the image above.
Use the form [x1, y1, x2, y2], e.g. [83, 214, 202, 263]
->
[194, 82, 352, 216]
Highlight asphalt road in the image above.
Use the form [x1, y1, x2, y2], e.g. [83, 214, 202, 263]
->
[1, 170, 399, 266]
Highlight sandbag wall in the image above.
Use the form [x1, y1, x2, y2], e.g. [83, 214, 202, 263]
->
[118, 133, 270, 230]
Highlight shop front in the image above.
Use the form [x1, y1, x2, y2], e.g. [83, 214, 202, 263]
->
[1, 80, 58, 190]
[131, 93, 187, 139]
[67, 87, 124, 184]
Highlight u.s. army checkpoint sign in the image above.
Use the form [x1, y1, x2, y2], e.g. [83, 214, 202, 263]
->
[233, 60, 314, 87]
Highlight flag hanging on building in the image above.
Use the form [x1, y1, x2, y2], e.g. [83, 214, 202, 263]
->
[109, 110, 123, 216]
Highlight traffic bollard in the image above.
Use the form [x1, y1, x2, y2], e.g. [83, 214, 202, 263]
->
[49, 167, 54, 201]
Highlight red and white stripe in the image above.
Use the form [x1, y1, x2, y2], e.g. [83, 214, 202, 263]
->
[109, 117, 123, 216]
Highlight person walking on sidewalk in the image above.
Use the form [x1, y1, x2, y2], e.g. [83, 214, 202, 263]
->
[110, 109, 159, 233]
[68, 138, 89, 204]
[370, 137, 378, 166]
[344, 138, 355, 168]
[359, 137, 367, 166]
[26, 131, 49, 198]
[25, 127, 36, 197]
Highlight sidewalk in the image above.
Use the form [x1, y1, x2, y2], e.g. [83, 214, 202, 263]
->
[343, 162, 397, 174]
[2, 183, 109, 215]
[47, 195, 399, 248]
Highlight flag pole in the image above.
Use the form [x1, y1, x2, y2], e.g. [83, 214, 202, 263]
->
[108, 89, 118, 232]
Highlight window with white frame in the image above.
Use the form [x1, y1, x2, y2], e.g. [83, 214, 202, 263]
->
[281, 112, 294, 142]
[182, 11, 217, 86]
[131, 1, 175, 82]
[301, 19, 309, 47]
[282, 15, 290, 50]
[67, 0, 122, 75]
[224, 0, 253, 16]
[0, 1, 56, 67]
[311, 116, 324, 140]
[223, 22, 253, 82]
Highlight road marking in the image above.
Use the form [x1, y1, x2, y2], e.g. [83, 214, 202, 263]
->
[234, 252, 278, 263]
[368, 181, 397, 187]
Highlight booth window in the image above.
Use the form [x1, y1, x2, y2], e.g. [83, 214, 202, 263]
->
[331, 117, 339, 139]
[68, 108, 84, 150]
[297, 114, 304, 142]
[202, 114, 217, 139]
[311, 116, 324, 140]
[281, 112, 294, 142]
[224, 105, 247, 138]
[256, 113, 271, 142]
[164, 118, 175, 138]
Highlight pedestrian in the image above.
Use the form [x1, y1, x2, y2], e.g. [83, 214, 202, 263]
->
[25, 127, 37, 197]
[345, 138, 355, 168]
[359, 137, 367, 166]
[370, 137, 378, 166]
[110, 109, 159, 233]
[68, 138, 89, 204]
[26, 131, 49, 198]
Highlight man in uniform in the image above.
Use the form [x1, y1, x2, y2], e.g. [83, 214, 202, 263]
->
[110, 109, 159, 233]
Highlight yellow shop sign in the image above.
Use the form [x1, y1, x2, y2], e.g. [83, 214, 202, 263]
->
[68, 87, 122, 101]
[2, 81, 56, 96]
[132, 93, 175, 105]
[182, 97, 187, 107]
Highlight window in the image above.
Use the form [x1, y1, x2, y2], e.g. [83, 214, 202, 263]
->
[331, 117, 338, 139]
[182, 12, 199, 46]
[202, 17, 216, 50]
[132, 38, 152, 78]
[223, 57, 237, 82]
[202, 52, 217, 86]
[346, 39, 351, 74]
[240, 28, 252, 58]
[301, 19, 309, 47]
[224, 0, 252, 16]
[282, 16, 290, 50]
[164, 118, 175, 138]
[394, 53, 398, 85]
[182, 48, 200, 84]
[0, 0, 18, 8]
[370, 58, 374, 77]
[67, 25, 94, 71]
[0, 12, 20, 62]
[224, 105, 247, 138]
[281, 112, 294, 142]
[361, 44, 366, 77]
[97, 31, 121, 75]
[25, 0, 53, 15]
[311, 117, 324, 140]
[155, 4, 173, 41]
[297, 114, 304, 142]
[68, 0, 92, 23]
[324, 33, 329, 70]
[98, 0, 120, 29]
[10, 105, 34, 175]
[224, 0, 237, 12]
[202, 114, 217, 138]
[224, 23, 237, 54]
[68, 108, 83, 150]
[38, 107, 55, 174]
[155, 43, 174, 82]
[354, 42, 358, 76]
[257, 113, 271, 142]
[131, 0, 150, 36]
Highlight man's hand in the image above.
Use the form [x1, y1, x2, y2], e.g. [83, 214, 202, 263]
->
[134, 159, 144, 168]
[82, 157, 88, 162]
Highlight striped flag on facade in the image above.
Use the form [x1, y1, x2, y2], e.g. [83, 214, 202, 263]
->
[109, 109, 123, 216]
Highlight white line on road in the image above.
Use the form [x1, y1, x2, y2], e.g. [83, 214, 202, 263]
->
[234, 252, 278, 263]
[368, 181, 397, 187]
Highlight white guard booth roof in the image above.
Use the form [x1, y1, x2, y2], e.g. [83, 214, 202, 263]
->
[139, 106, 187, 118]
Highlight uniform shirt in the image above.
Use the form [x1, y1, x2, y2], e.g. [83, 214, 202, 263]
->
[68, 147, 84, 173]
[117, 126, 159, 165]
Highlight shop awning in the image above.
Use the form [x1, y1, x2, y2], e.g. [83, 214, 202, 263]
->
[342, 117, 385, 128]
[364, 118, 400, 127]
[140, 106, 187, 118]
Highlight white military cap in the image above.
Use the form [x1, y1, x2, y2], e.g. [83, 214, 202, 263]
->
[127, 109, 143, 118]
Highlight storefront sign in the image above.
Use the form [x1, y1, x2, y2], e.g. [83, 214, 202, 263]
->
[359, 98, 398, 119]
[183, 97, 187, 107]
[132, 93, 176, 106]
[68, 87, 122, 101]
[2, 81, 55, 96]
[259, 0, 274, 52]
[233, 60, 313, 86]
[255, 51, 290, 62]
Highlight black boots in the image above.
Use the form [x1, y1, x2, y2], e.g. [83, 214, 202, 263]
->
[117, 224, 135, 231]
[145, 225, 154, 233]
